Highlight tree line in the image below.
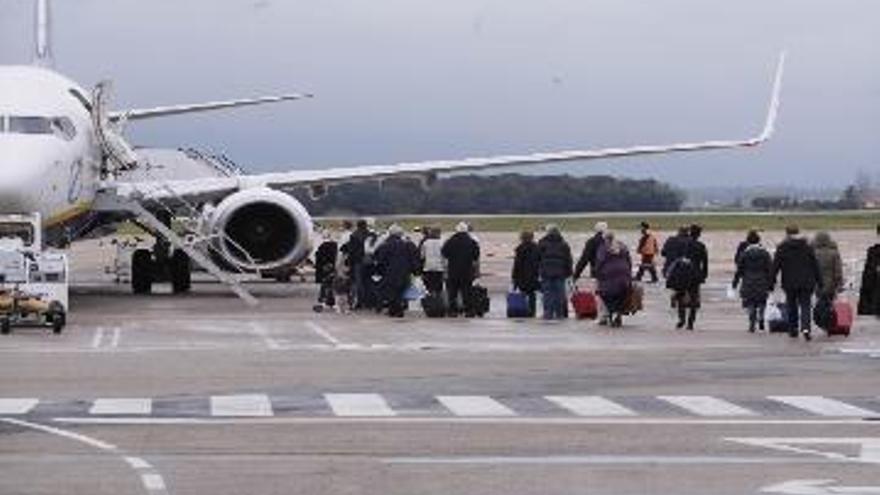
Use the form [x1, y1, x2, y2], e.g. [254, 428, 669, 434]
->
[295, 174, 684, 215]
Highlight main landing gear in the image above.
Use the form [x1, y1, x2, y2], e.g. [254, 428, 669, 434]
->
[130, 211, 193, 295]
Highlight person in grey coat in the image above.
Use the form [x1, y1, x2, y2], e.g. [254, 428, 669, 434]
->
[812, 231, 844, 299]
[732, 230, 773, 332]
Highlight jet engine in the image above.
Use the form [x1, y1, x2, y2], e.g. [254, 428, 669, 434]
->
[206, 188, 313, 272]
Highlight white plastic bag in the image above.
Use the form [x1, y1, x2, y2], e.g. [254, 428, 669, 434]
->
[725, 286, 738, 301]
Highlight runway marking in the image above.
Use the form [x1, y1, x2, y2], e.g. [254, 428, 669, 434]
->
[0, 418, 169, 495]
[210, 394, 274, 417]
[727, 438, 880, 464]
[110, 327, 121, 349]
[436, 395, 516, 417]
[305, 320, 343, 347]
[545, 396, 636, 417]
[0, 398, 39, 415]
[91, 327, 105, 348]
[658, 396, 756, 417]
[249, 322, 283, 350]
[325, 393, 396, 417]
[768, 396, 877, 417]
[382, 455, 842, 466]
[90, 398, 152, 416]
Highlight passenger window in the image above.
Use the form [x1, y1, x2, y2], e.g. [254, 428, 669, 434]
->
[9, 116, 52, 135]
[51, 117, 77, 141]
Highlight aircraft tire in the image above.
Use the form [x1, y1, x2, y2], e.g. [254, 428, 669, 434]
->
[170, 250, 192, 294]
[132, 249, 154, 295]
[1, 318, 11, 335]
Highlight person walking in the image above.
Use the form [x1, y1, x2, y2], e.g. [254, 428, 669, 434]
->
[420, 227, 445, 295]
[512, 231, 541, 317]
[574, 221, 608, 281]
[813, 231, 844, 299]
[859, 224, 880, 317]
[595, 232, 632, 327]
[732, 230, 773, 332]
[442, 222, 481, 317]
[538, 225, 574, 320]
[773, 225, 823, 340]
[665, 224, 708, 330]
[634, 222, 660, 283]
[373, 225, 420, 318]
[313, 230, 338, 311]
[662, 226, 691, 278]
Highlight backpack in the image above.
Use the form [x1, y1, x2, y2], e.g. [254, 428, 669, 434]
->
[665, 257, 697, 291]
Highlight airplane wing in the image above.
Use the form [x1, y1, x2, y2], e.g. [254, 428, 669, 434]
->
[110, 93, 313, 122]
[108, 53, 785, 206]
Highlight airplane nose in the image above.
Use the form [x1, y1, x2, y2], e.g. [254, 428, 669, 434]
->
[0, 143, 65, 211]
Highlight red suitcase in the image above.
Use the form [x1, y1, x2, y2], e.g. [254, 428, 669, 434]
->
[571, 289, 598, 320]
[829, 300, 854, 336]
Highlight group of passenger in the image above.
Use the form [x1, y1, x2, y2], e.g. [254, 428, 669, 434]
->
[313, 218, 880, 331]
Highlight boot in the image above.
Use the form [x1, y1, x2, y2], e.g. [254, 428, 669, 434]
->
[686, 308, 697, 331]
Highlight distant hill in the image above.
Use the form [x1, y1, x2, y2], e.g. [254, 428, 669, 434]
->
[295, 174, 684, 215]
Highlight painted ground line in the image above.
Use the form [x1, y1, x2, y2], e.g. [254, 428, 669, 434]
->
[210, 394, 274, 417]
[658, 396, 756, 417]
[249, 322, 284, 350]
[436, 395, 516, 417]
[305, 320, 343, 346]
[90, 327, 105, 349]
[52, 417, 874, 426]
[545, 396, 636, 417]
[110, 327, 121, 349]
[1, 418, 168, 495]
[0, 398, 39, 415]
[90, 398, 152, 416]
[324, 393, 396, 417]
[768, 396, 877, 417]
[382, 455, 843, 465]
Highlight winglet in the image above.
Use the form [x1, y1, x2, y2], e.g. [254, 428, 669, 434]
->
[752, 51, 786, 145]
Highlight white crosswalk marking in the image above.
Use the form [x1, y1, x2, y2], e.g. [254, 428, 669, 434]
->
[0, 399, 39, 415]
[437, 396, 516, 417]
[89, 398, 152, 415]
[658, 396, 756, 416]
[325, 393, 396, 417]
[210, 394, 274, 417]
[545, 396, 636, 417]
[767, 396, 876, 417]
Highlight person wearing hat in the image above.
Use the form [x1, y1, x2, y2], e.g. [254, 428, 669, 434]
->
[373, 224, 420, 317]
[442, 222, 481, 317]
[859, 224, 880, 317]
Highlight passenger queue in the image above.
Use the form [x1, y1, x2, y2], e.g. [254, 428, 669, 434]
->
[311, 219, 880, 335]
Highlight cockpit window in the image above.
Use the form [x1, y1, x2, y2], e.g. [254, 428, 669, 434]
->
[6, 116, 77, 140]
[69, 89, 92, 113]
[9, 116, 53, 135]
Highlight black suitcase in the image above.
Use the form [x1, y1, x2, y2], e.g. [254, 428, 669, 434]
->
[421, 293, 447, 318]
[468, 285, 491, 317]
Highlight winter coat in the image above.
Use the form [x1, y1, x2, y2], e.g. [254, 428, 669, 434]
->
[664, 237, 708, 291]
[812, 233, 843, 298]
[574, 232, 604, 279]
[512, 241, 541, 292]
[374, 235, 420, 297]
[773, 237, 822, 293]
[733, 243, 773, 304]
[596, 241, 633, 297]
[421, 238, 445, 273]
[441, 232, 480, 283]
[661, 233, 691, 276]
[859, 244, 880, 316]
[314, 240, 338, 284]
[345, 227, 370, 266]
[637, 231, 660, 263]
[538, 232, 574, 281]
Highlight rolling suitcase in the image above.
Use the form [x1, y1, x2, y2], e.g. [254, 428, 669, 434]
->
[829, 300, 853, 336]
[468, 285, 491, 317]
[506, 291, 530, 318]
[570, 288, 598, 320]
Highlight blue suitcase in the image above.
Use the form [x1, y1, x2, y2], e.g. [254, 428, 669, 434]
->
[506, 291, 530, 318]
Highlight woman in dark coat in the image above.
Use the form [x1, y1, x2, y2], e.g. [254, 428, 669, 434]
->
[595, 233, 632, 327]
[374, 225, 420, 318]
[859, 225, 880, 317]
[512, 231, 541, 317]
[665, 224, 708, 330]
[732, 230, 773, 332]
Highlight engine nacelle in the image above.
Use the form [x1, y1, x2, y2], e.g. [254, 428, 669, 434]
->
[207, 188, 313, 272]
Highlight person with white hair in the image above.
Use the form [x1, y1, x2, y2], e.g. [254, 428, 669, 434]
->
[574, 221, 608, 281]
[442, 222, 481, 316]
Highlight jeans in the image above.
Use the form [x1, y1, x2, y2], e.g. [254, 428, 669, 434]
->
[785, 289, 813, 332]
[541, 278, 568, 320]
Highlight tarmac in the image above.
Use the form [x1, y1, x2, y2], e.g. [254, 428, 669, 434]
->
[1, 232, 879, 495]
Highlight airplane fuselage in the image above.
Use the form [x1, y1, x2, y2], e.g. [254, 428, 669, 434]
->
[0, 66, 102, 242]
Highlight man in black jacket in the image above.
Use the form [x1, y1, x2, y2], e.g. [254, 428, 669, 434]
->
[538, 225, 574, 320]
[574, 221, 607, 280]
[773, 225, 823, 340]
[374, 225, 419, 318]
[442, 222, 481, 317]
[858, 224, 880, 317]
[512, 231, 541, 317]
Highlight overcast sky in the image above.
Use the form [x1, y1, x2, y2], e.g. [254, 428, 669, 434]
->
[1, 0, 877, 188]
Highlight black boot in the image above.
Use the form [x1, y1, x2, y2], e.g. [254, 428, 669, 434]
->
[686, 308, 697, 331]
[676, 306, 686, 329]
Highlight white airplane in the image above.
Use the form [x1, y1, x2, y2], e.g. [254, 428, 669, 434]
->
[0, 0, 784, 305]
